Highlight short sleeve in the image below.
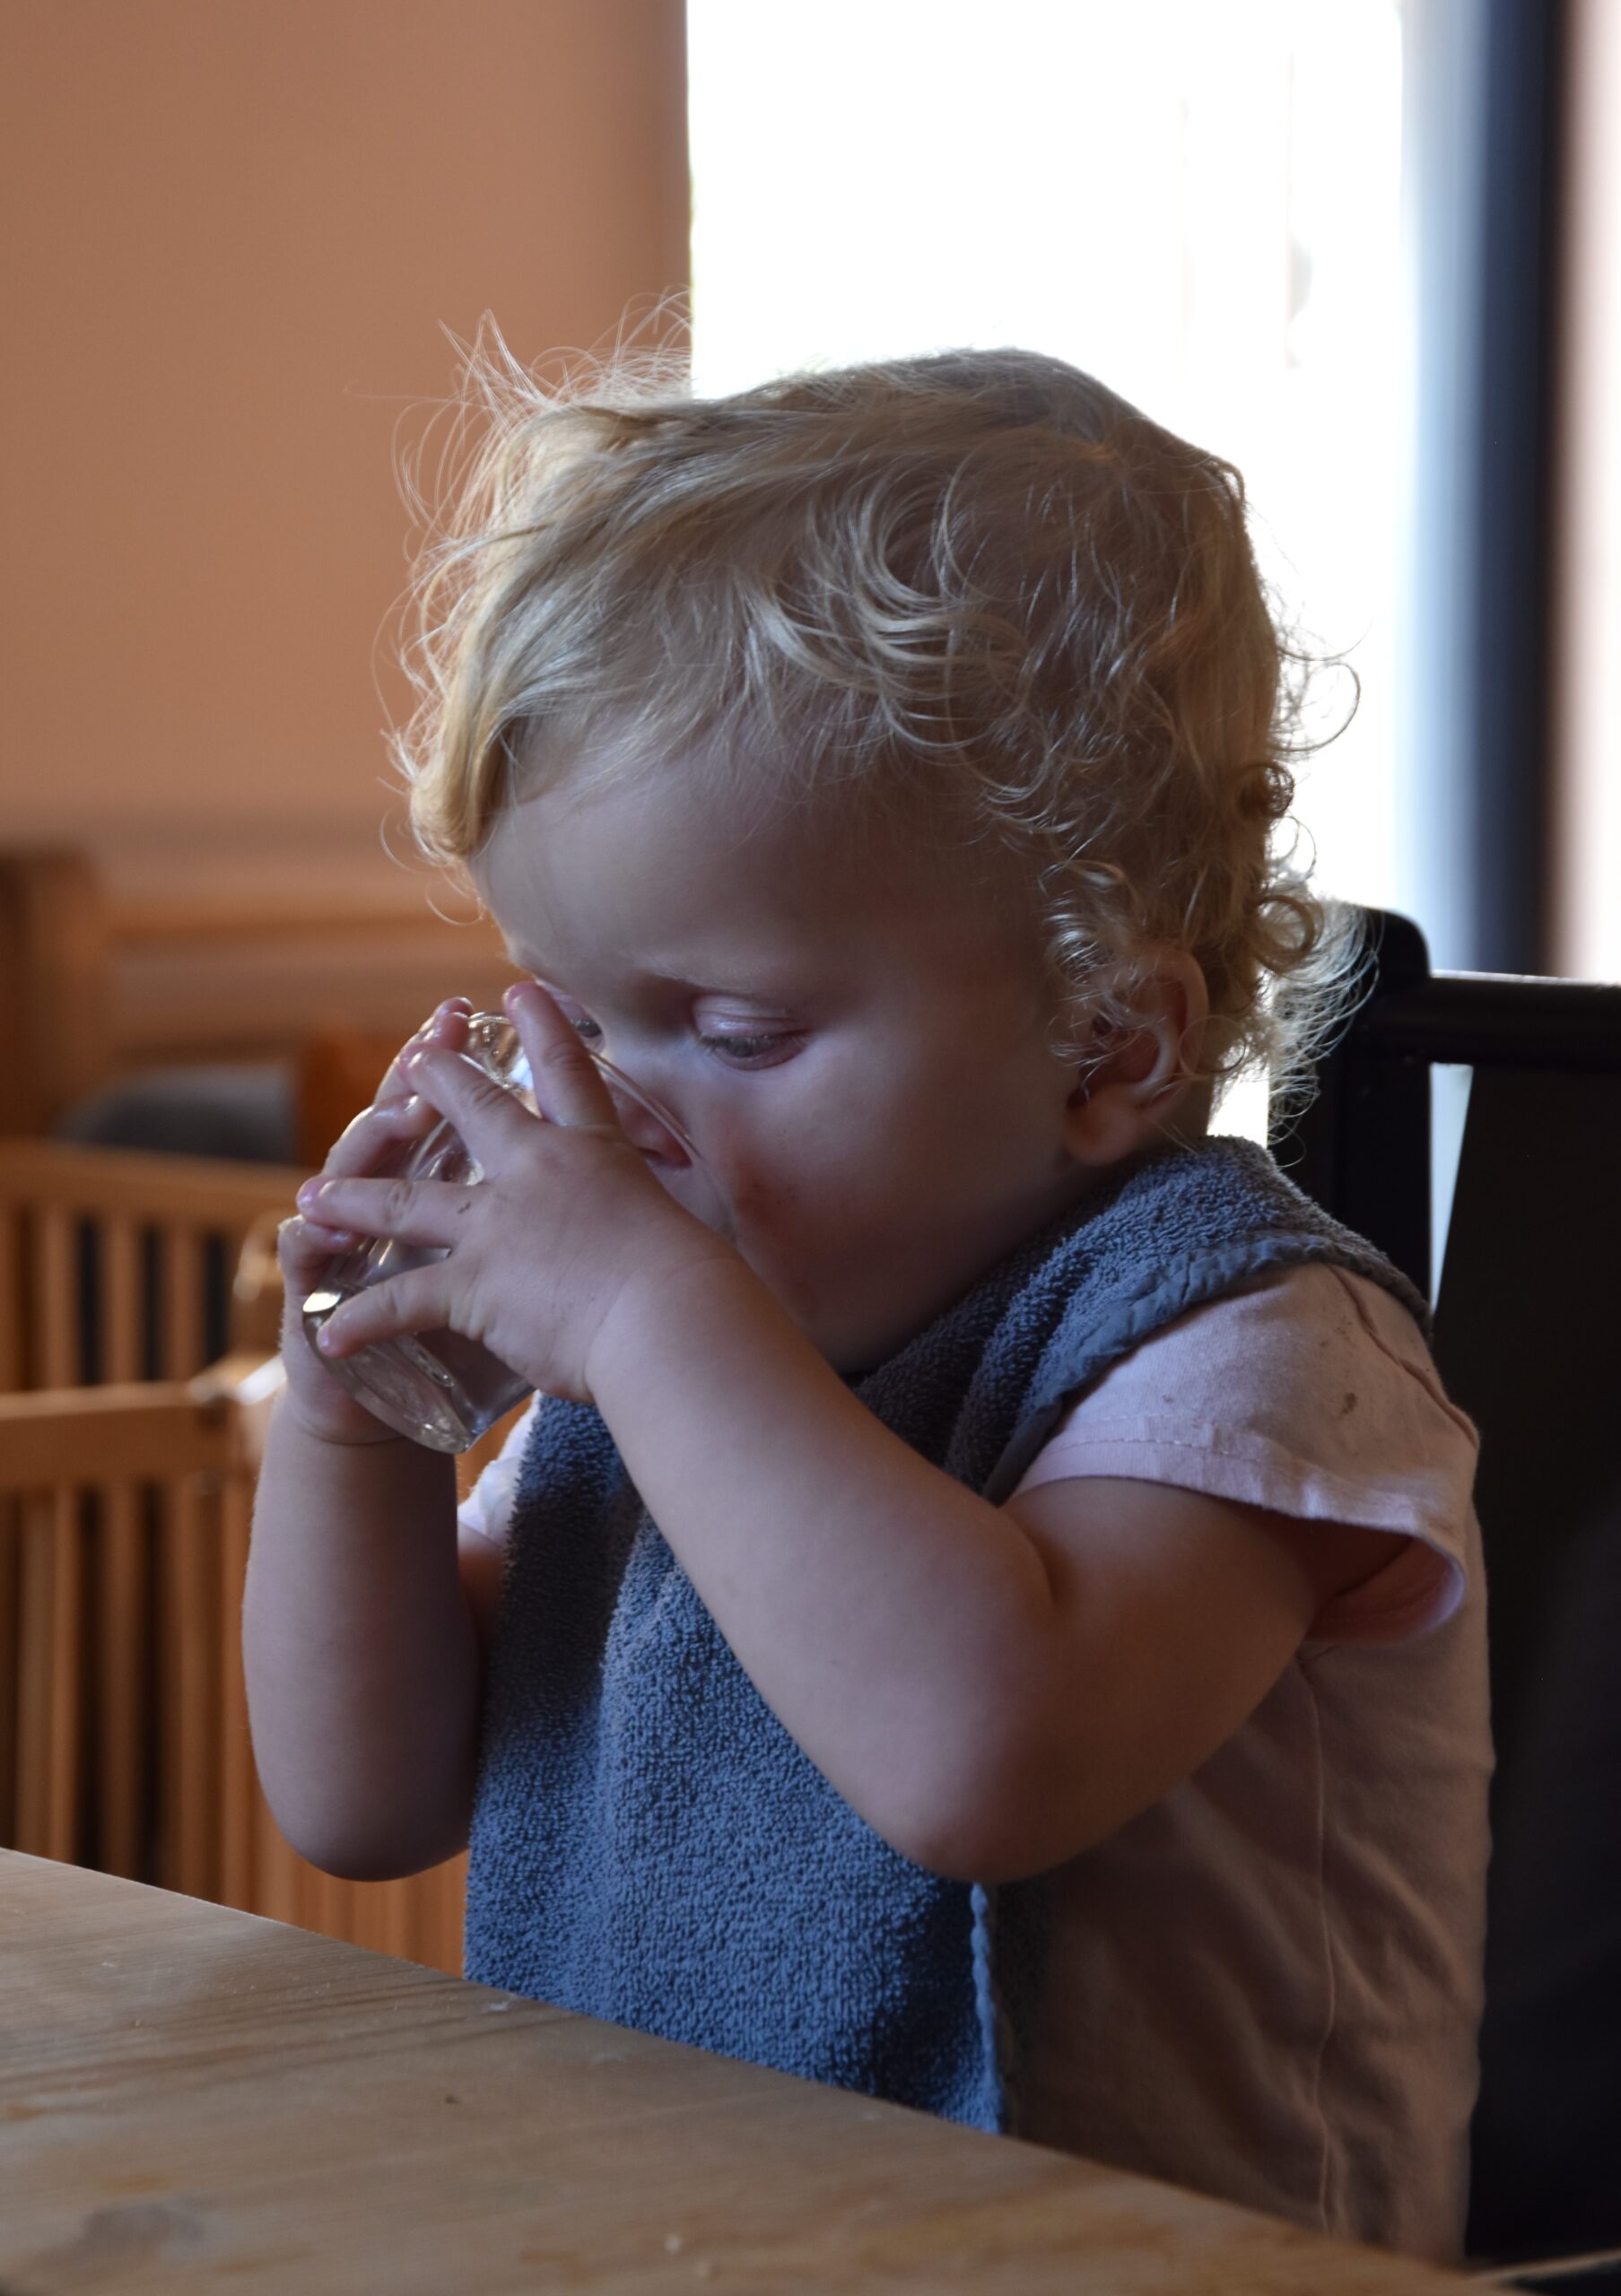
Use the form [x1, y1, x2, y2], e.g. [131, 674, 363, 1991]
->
[457, 1397, 539, 1547]
[1010, 1263, 1479, 1641]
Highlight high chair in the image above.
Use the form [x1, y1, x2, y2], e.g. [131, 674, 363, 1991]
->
[1270, 910, 1621, 2281]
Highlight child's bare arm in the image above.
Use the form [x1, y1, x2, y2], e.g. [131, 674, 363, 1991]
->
[242, 1405, 476, 1879]
[241, 1001, 487, 1882]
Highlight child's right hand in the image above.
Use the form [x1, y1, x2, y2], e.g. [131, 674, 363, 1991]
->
[275, 998, 475, 1447]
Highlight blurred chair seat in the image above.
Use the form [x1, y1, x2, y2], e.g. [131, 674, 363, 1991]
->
[53, 1061, 299, 1168]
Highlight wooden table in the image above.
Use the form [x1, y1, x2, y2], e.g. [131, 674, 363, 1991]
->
[1, 1850, 1468, 2294]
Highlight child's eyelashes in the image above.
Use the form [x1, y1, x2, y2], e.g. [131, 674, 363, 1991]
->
[560, 1010, 797, 1068]
[696, 1031, 800, 1067]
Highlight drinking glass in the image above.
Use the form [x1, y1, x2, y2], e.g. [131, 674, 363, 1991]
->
[301, 1011, 725, 1452]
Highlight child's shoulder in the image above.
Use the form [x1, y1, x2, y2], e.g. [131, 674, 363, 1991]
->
[1102, 1258, 1466, 1430]
[1047, 1134, 1434, 1334]
[1020, 1261, 1480, 1639]
[1104, 1256, 1451, 1405]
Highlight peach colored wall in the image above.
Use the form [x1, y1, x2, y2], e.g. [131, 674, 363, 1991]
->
[1, 0, 688, 903]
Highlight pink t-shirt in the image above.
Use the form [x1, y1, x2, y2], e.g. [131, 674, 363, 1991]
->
[460, 1262, 1489, 2258]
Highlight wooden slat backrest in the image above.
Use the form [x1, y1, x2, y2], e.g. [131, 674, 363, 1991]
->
[0, 1133, 468, 1964]
[0, 1386, 239, 1874]
[0, 1378, 466, 1973]
[0, 1140, 302, 1393]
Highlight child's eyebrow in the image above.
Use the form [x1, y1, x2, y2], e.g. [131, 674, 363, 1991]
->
[501, 945, 804, 1008]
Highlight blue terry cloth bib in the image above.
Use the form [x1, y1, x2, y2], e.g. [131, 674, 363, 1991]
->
[463, 1137, 1428, 2130]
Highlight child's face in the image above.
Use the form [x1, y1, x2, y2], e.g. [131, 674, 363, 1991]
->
[474, 764, 1101, 1372]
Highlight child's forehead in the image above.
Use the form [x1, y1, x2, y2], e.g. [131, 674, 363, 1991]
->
[473, 767, 1027, 981]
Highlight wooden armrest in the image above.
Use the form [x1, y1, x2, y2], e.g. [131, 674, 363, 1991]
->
[0, 1381, 243, 1489]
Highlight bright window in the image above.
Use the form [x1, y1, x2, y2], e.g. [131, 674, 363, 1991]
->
[688, 0, 1406, 932]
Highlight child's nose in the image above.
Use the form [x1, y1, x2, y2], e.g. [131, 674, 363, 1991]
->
[588, 1053, 698, 1170]
[587, 1055, 731, 1240]
[607, 1083, 685, 1163]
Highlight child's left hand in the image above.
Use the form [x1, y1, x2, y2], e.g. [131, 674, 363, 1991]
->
[296, 981, 736, 1406]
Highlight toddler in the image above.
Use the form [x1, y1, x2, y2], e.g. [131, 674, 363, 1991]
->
[244, 345, 1489, 2259]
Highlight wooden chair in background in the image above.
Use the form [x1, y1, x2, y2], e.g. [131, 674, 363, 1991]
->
[0, 1136, 470, 1974]
[0, 841, 522, 1976]
[0, 846, 515, 1138]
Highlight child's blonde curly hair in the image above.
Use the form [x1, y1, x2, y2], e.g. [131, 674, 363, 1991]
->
[395, 329, 1361, 1108]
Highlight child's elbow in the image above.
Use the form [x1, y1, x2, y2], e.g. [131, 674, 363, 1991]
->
[862, 1749, 1112, 1886]
[264, 1793, 469, 1885]
[293, 1830, 466, 1886]
[892, 1811, 1102, 1888]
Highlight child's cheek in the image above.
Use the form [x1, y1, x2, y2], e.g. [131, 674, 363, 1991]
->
[719, 1161, 824, 1334]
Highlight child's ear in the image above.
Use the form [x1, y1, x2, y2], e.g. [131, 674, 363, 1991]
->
[1061, 955, 1209, 1168]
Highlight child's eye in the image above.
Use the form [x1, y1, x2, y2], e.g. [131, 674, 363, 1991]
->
[697, 1031, 798, 1067]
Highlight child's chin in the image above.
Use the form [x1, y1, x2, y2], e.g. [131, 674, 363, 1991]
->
[741, 1247, 930, 1373]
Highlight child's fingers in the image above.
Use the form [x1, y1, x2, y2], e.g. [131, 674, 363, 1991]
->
[299, 1220, 359, 1252]
[501, 978, 621, 1131]
[271, 1215, 413, 1446]
[295, 1173, 474, 1252]
[376, 997, 475, 1105]
[396, 1038, 549, 1168]
[309, 1000, 473, 1180]
[325, 1093, 437, 1178]
[311, 1261, 449, 1361]
[275, 1211, 360, 1285]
